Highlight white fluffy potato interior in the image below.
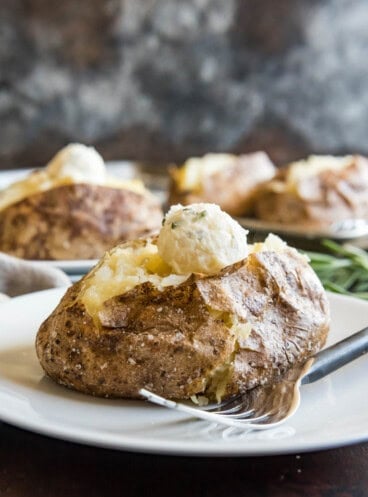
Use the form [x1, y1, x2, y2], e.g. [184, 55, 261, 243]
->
[82, 240, 189, 319]
[46, 143, 106, 184]
[157, 203, 248, 275]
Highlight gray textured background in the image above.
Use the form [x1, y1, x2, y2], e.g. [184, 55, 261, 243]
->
[1, 0, 368, 168]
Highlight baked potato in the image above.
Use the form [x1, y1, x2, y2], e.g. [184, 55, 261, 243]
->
[36, 204, 330, 401]
[168, 152, 276, 216]
[254, 155, 368, 227]
[0, 144, 162, 260]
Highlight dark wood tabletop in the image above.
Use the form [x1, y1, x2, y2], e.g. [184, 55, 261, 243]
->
[1, 421, 367, 497]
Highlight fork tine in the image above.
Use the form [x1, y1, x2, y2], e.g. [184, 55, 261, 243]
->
[204, 393, 258, 415]
[139, 388, 255, 430]
[224, 408, 257, 419]
[203, 395, 243, 413]
[244, 412, 271, 423]
[139, 385, 298, 431]
[210, 402, 256, 418]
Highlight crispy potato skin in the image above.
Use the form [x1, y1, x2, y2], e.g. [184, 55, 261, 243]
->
[36, 248, 330, 399]
[254, 156, 368, 226]
[168, 153, 276, 216]
[0, 184, 162, 260]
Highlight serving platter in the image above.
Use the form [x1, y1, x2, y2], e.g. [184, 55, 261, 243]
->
[0, 288, 367, 457]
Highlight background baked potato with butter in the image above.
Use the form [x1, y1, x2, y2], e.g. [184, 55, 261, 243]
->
[168, 152, 276, 216]
[254, 155, 368, 227]
[0, 144, 163, 260]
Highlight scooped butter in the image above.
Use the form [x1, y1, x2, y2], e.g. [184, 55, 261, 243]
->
[157, 203, 248, 275]
[46, 143, 106, 184]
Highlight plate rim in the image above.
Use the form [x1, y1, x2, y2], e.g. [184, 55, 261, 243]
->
[235, 216, 368, 241]
[29, 259, 98, 274]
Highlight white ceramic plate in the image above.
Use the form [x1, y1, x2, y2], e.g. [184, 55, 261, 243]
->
[0, 288, 367, 456]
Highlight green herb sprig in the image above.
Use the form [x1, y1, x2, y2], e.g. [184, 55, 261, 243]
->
[305, 240, 368, 300]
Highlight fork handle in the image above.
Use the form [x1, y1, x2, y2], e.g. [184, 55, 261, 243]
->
[301, 325, 368, 385]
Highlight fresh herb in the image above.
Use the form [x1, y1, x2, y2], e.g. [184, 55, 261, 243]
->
[171, 222, 178, 229]
[305, 240, 368, 300]
[193, 210, 207, 221]
[161, 216, 166, 226]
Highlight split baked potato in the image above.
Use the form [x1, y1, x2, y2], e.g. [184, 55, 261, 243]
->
[254, 155, 368, 227]
[0, 144, 163, 260]
[168, 152, 276, 216]
[36, 204, 330, 401]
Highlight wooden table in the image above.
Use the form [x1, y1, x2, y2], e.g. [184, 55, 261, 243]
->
[1, 422, 367, 497]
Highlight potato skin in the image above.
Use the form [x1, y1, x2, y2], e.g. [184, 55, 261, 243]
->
[0, 184, 162, 260]
[36, 248, 330, 400]
[168, 152, 276, 216]
[254, 155, 368, 227]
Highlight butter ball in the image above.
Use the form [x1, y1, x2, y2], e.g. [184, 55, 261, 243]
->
[46, 143, 106, 184]
[157, 203, 248, 275]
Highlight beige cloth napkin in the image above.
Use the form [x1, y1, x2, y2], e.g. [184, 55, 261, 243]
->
[0, 252, 71, 301]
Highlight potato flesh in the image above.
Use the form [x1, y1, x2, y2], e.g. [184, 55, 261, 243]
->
[201, 310, 253, 401]
[81, 241, 188, 321]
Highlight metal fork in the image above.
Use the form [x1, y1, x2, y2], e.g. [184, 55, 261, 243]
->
[139, 325, 368, 431]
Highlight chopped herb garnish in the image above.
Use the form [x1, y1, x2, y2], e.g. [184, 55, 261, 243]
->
[171, 222, 178, 229]
[161, 216, 166, 226]
[193, 210, 207, 221]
